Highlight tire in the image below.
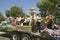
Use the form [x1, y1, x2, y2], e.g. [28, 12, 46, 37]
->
[12, 34, 20, 40]
[21, 34, 31, 40]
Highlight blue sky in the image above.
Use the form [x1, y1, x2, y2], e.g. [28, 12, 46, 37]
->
[0, 0, 42, 17]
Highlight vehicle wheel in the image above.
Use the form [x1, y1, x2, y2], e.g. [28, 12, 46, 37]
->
[12, 34, 20, 40]
[21, 34, 31, 40]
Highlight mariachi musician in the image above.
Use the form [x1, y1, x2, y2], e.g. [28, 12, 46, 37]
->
[31, 15, 37, 32]
[36, 14, 43, 32]
[44, 14, 54, 29]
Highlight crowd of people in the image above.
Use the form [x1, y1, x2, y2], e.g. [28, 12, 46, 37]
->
[1, 13, 59, 33]
[31, 13, 55, 32]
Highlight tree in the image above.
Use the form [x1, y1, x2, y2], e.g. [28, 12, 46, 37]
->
[37, 0, 60, 24]
[6, 10, 11, 17]
[0, 13, 5, 23]
[6, 6, 26, 18]
[37, 0, 60, 17]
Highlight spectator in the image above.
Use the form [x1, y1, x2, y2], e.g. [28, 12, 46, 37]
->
[45, 13, 54, 29]
[6, 18, 11, 27]
[16, 15, 21, 25]
[11, 19, 17, 27]
[26, 16, 30, 25]
[23, 16, 30, 26]
[1, 23, 7, 31]
[31, 15, 37, 32]
[1, 21, 7, 29]
[36, 14, 43, 32]
[23, 16, 27, 25]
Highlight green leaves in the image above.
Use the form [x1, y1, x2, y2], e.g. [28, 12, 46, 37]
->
[37, 0, 60, 16]
[37, 0, 60, 24]
[6, 6, 26, 18]
[0, 13, 5, 23]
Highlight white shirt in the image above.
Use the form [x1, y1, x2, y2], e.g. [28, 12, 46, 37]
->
[27, 17, 30, 22]
[16, 17, 21, 21]
[37, 16, 42, 22]
[24, 19, 27, 23]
